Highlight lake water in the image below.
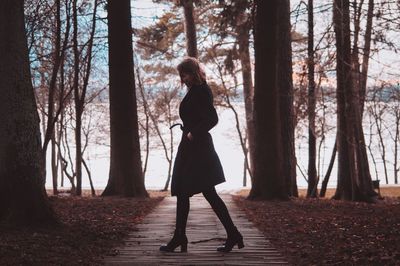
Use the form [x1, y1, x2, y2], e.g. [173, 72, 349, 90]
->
[44, 102, 399, 192]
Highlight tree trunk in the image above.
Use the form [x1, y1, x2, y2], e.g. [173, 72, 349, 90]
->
[394, 106, 399, 184]
[371, 103, 389, 184]
[278, 0, 298, 197]
[0, 0, 55, 225]
[319, 140, 337, 197]
[72, 0, 82, 196]
[42, 0, 71, 180]
[163, 161, 173, 192]
[102, 0, 148, 197]
[42, 0, 62, 156]
[213, 55, 253, 185]
[182, 0, 198, 58]
[350, 0, 363, 101]
[243, 155, 247, 186]
[40, 0, 62, 187]
[73, 0, 98, 196]
[307, 0, 318, 198]
[349, 0, 376, 191]
[333, 0, 377, 202]
[51, 132, 58, 195]
[248, 0, 287, 200]
[360, 0, 374, 114]
[357, 0, 376, 189]
[236, 8, 255, 182]
[59, 62, 66, 188]
[334, 0, 354, 201]
[82, 158, 96, 196]
[136, 67, 151, 177]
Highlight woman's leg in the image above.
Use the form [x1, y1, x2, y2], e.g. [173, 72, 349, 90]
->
[202, 187, 235, 233]
[176, 195, 190, 233]
[160, 194, 190, 252]
[202, 187, 244, 252]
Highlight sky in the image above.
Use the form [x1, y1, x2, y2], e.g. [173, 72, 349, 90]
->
[131, 0, 170, 28]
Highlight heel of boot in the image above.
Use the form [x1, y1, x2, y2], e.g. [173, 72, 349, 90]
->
[159, 229, 188, 252]
[237, 239, 244, 249]
[181, 242, 188, 252]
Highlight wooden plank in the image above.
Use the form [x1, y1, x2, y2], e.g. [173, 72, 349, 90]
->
[104, 194, 289, 265]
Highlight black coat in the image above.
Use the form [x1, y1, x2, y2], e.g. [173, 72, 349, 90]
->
[171, 83, 225, 196]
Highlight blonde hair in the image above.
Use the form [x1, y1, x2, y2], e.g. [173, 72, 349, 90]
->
[177, 57, 206, 85]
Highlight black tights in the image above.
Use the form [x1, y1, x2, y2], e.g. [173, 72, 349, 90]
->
[176, 187, 235, 234]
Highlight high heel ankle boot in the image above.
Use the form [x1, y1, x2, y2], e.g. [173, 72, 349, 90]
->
[160, 229, 188, 252]
[217, 226, 244, 252]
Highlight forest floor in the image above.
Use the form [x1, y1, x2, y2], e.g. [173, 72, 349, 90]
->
[0, 190, 167, 266]
[234, 187, 400, 266]
[1, 188, 399, 265]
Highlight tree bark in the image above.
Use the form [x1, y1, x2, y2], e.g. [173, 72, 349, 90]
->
[82, 158, 96, 196]
[394, 106, 399, 184]
[51, 132, 58, 195]
[333, 0, 377, 202]
[42, 0, 71, 166]
[73, 0, 98, 196]
[248, 0, 287, 200]
[307, 0, 318, 198]
[360, 0, 374, 114]
[349, 0, 376, 192]
[236, 7, 255, 182]
[181, 0, 198, 58]
[319, 140, 337, 197]
[136, 67, 151, 177]
[0, 0, 55, 225]
[72, 0, 82, 196]
[278, 0, 298, 197]
[102, 0, 148, 197]
[334, 0, 353, 201]
[350, 0, 363, 101]
[42, 0, 63, 187]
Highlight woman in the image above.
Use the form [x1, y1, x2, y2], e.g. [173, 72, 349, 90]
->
[160, 57, 244, 253]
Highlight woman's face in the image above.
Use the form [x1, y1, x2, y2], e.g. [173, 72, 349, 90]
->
[180, 72, 195, 88]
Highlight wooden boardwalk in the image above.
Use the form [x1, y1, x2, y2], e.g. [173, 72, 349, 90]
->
[104, 194, 289, 265]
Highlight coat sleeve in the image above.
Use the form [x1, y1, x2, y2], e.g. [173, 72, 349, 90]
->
[191, 85, 218, 137]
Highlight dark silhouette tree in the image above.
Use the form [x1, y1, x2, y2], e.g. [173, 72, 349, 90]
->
[333, 0, 377, 202]
[72, 0, 99, 196]
[181, 0, 198, 57]
[277, 0, 298, 197]
[320, 0, 375, 197]
[72, 0, 83, 196]
[248, 0, 291, 200]
[307, 0, 318, 198]
[102, 0, 148, 197]
[42, 0, 66, 192]
[0, 0, 55, 224]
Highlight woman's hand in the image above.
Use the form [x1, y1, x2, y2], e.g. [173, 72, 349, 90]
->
[187, 132, 193, 141]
